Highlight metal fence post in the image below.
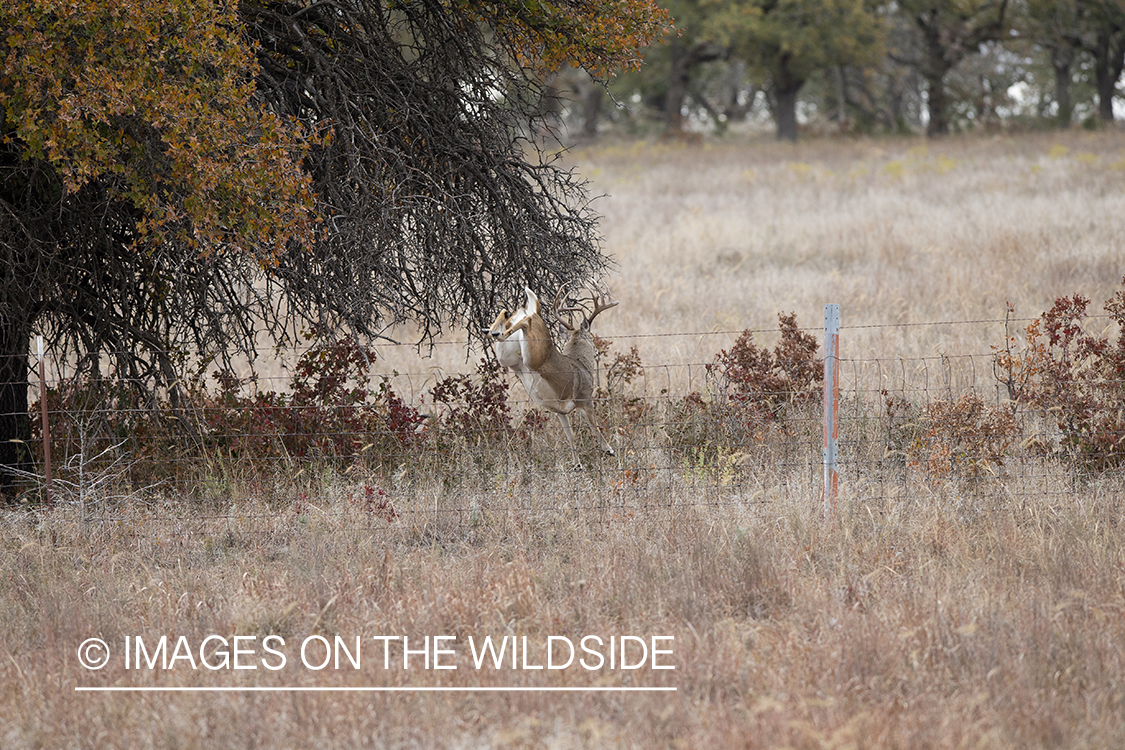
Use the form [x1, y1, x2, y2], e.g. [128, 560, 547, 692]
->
[822, 305, 840, 519]
[37, 336, 53, 508]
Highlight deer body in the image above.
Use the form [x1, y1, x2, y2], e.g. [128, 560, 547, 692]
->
[487, 286, 615, 465]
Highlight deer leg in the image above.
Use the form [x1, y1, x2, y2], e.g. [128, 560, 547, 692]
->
[555, 413, 583, 469]
[577, 406, 615, 456]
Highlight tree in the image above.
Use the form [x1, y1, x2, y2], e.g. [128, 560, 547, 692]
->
[707, 0, 886, 140]
[1022, 0, 1085, 127]
[0, 0, 670, 494]
[821, 10, 928, 135]
[1021, 0, 1125, 126]
[608, 0, 729, 135]
[893, 0, 1010, 136]
[661, 0, 729, 133]
[1, 0, 317, 489]
[1076, 0, 1125, 122]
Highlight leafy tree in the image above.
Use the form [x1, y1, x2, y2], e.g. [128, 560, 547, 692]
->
[607, 0, 729, 135]
[0, 0, 670, 494]
[892, 0, 1011, 136]
[661, 0, 729, 133]
[706, 0, 886, 140]
[1075, 0, 1125, 122]
[826, 10, 927, 134]
[1021, 0, 1085, 127]
[1, 0, 317, 488]
[942, 40, 1033, 128]
[1019, 0, 1124, 126]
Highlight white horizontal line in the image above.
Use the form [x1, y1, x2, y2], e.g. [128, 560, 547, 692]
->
[76, 686, 675, 693]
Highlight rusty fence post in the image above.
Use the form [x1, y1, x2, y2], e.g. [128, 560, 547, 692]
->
[822, 305, 840, 519]
[37, 336, 53, 508]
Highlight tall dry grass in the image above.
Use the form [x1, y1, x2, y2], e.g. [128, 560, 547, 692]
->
[3, 467, 1124, 748]
[4, 130, 1125, 748]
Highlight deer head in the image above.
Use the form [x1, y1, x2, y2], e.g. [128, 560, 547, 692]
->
[486, 287, 553, 369]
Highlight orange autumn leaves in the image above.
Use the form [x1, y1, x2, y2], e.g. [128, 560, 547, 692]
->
[456, 0, 671, 79]
[2, 0, 669, 264]
[1, 0, 320, 262]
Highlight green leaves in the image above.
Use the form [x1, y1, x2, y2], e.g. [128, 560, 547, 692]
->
[708, 0, 886, 81]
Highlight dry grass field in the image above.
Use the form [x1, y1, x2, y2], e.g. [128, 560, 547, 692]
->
[4, 129, 1125, 749]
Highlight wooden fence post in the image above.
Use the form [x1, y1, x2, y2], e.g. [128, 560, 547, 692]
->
[822, 305, 840, 519]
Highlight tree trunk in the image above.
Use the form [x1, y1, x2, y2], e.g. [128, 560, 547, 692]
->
[773, 85, 801, 141]
[915, 11, 954, 137]
[770, 54, 803, 142]
[834, 66, 848, 128]
[663, 41, 726, 135]
[924, 69, 950, 137]
[665, 42, 691, 134]
[1093, 30, 1125, 123]
[722, 59, 755, 122]
[0, 317, 33, 498]
[1052, 42, 1074, 128]
[581, 83, 603, 141]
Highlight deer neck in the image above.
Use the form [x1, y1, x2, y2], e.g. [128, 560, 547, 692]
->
[519, 313, 555, 370]
[561, 329, 596, 375]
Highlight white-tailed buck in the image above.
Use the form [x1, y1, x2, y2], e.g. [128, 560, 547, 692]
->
[486, 284, 618, 466]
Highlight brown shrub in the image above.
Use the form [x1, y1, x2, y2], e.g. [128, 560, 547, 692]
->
[995, 279, 1125, 470]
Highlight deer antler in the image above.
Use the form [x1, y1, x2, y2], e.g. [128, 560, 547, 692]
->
[553, 282, 618, 332]
[553, 282, 581, 332]
[584, 283, 619, 327]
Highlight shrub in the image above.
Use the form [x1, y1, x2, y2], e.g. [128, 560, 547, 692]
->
[880, 389, 921, 466]
[427, 358, 514, 444]
[31, 376, 187, 489]
[707, 312, 822, 419]
[667, 313, 822, 463]
[199, 335, 426, 468]
[995, 280, 1125, 470]
[906, 394, 1020, 481]
[596, 336, 651, 427]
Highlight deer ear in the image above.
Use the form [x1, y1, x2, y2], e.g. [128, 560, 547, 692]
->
[524, 287, 540, 316]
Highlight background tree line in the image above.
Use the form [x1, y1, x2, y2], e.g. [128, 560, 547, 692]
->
[549, 0, 1125, 140]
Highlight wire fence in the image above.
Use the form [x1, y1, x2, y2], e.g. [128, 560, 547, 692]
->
[4, 308, 1124, 526]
